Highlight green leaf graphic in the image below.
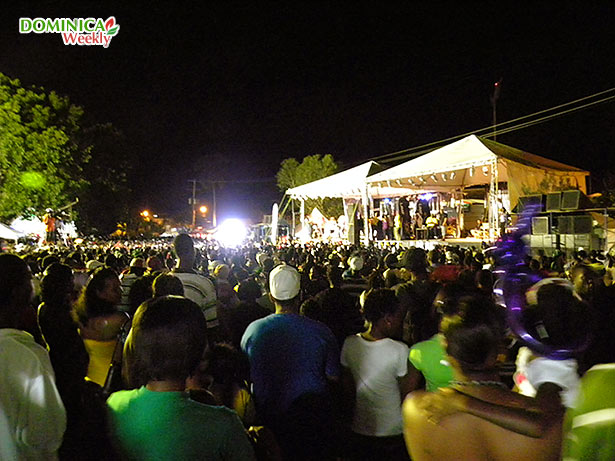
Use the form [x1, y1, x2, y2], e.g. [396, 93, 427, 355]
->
[107, 26, 119, 36]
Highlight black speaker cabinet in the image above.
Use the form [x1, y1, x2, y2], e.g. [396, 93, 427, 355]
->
[557, 216, 572, 234]
[532, 216, 549, 235]
[572, 215, 592, 234]
[561, 190, 581, 210]
[545, 192, 562, 211]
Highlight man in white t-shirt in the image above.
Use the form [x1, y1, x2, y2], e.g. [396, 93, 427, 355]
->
[0, 254, 66, 460]
[171, 234, 218, 334]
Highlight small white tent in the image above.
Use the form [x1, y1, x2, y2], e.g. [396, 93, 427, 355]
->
[0, 223, 23, 240]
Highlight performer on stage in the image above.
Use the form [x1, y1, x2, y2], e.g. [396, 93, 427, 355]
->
[42, 209, 57, 244]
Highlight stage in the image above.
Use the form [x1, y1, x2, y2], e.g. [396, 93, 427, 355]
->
[375, 237, 488, 251]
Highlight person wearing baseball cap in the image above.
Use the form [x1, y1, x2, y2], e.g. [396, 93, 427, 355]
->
[241, 263, 340, 460]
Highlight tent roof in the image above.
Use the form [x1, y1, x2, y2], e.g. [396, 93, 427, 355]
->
[367, 134, 588, 184]
[0, 223, 23, 240]
[286, 161, 383, 199]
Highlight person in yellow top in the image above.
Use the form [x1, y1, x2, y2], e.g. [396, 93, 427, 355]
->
[425, 213, 439, 239]
[74, 267, 129, 386]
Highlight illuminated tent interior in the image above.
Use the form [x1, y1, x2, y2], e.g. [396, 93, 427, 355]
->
[366, 134, 589, 210]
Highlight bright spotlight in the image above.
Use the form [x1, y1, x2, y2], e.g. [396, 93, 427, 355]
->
[215, 219, 247, 247]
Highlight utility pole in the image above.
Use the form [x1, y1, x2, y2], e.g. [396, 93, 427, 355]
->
[212, 181, 217, 228]
[189, 179, 196, 229]
[490, 78, 502, 141]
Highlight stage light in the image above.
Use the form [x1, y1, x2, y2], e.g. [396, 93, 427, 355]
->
[430, 173, 437, 182]
[482, 165, 489, 175]
[441, 174, 447, 182]
[215, 219, 247, 247]
[409, 179, 416, 186]
[395, 179, 402, 186]
[450, 172, 456, 180]
[469, 166, 475, 177]
[386, 180, 391, 187]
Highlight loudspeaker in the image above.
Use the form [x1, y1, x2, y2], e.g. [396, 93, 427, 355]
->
[572, 215, 592, 234]
[574, 234, 590, 248]
[530, 235, 545, 249]
[545, 192, 562, 211]
[517, 195, 543, 213]
[561, 190, 581, 210]
[556, 216, 572, 234]
[532, 217, 549, 235]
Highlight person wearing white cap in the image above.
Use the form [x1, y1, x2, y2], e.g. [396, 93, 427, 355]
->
[241, 263, 340, 460]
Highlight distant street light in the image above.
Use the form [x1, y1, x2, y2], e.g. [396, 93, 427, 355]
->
[141, 210, 150, 218]
[199, 205, 207, 214]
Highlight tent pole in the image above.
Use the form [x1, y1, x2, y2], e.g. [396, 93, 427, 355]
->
[300, 199, 305, 235]
[488, 159, 499, 241]
[459, 188, 465, 238]
[362, 187, 370, 246]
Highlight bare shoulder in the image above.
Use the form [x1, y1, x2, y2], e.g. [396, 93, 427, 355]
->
[402, 390, 428, 416]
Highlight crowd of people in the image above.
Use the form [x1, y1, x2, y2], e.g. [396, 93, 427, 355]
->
[1, 233, 614, 460]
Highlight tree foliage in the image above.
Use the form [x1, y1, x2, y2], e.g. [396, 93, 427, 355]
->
[75, 123, 134, 234]
[276, 154, 343, 218]
[0, 73, 89, 220]
[0, 73, 132, 233]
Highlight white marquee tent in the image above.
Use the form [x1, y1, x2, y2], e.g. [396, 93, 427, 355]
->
[367, 134, 588, 206]
[367, 135, 589, 238]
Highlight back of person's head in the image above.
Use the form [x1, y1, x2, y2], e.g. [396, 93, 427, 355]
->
[41, 254, 60, 271]
[300, 297, 321, 320]
[475, 269, 494, 293]
[384, 253, 398, 269]
[74, 266, 119, 324]
[152, 273, 184, 298]
[126, 296, 207, 385]
[261, 257, 274, 273]
[214, 264, 230, 280]
[269, 264, 301, 303]
[0, 254, 31, 315]
[128, 275, 155, 316]
[146, 255, 164, 272]
[442, 295, 505, 374]
[203, 342, 249, 387]
[524, 281, 588, 350]
[104, 253, 119, 270]
[348, 255, 364, 272]
[233, 267, 249, 283]
[327, 264, 343, 287]
[173, 233, 194, 259]
[433, 282, 470, 318]
[41, 263, 73, 306]
[366, 270, 385, 291]
[237, 279, 261, 302]
[362, 288, 399, 323]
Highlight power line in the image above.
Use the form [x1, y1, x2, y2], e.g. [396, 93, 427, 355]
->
[372, 87, 615, 163]
[495, 94, 615, 137]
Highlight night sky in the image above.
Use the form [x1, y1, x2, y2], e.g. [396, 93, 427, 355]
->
[1, 3, 614, 223]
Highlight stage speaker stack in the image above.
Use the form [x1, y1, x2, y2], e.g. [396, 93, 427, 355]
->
[561, 190, 581, 210]
[545, 192, 562, 211]
[531, 216, 549, 235]
[557, 216, 573, 234]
